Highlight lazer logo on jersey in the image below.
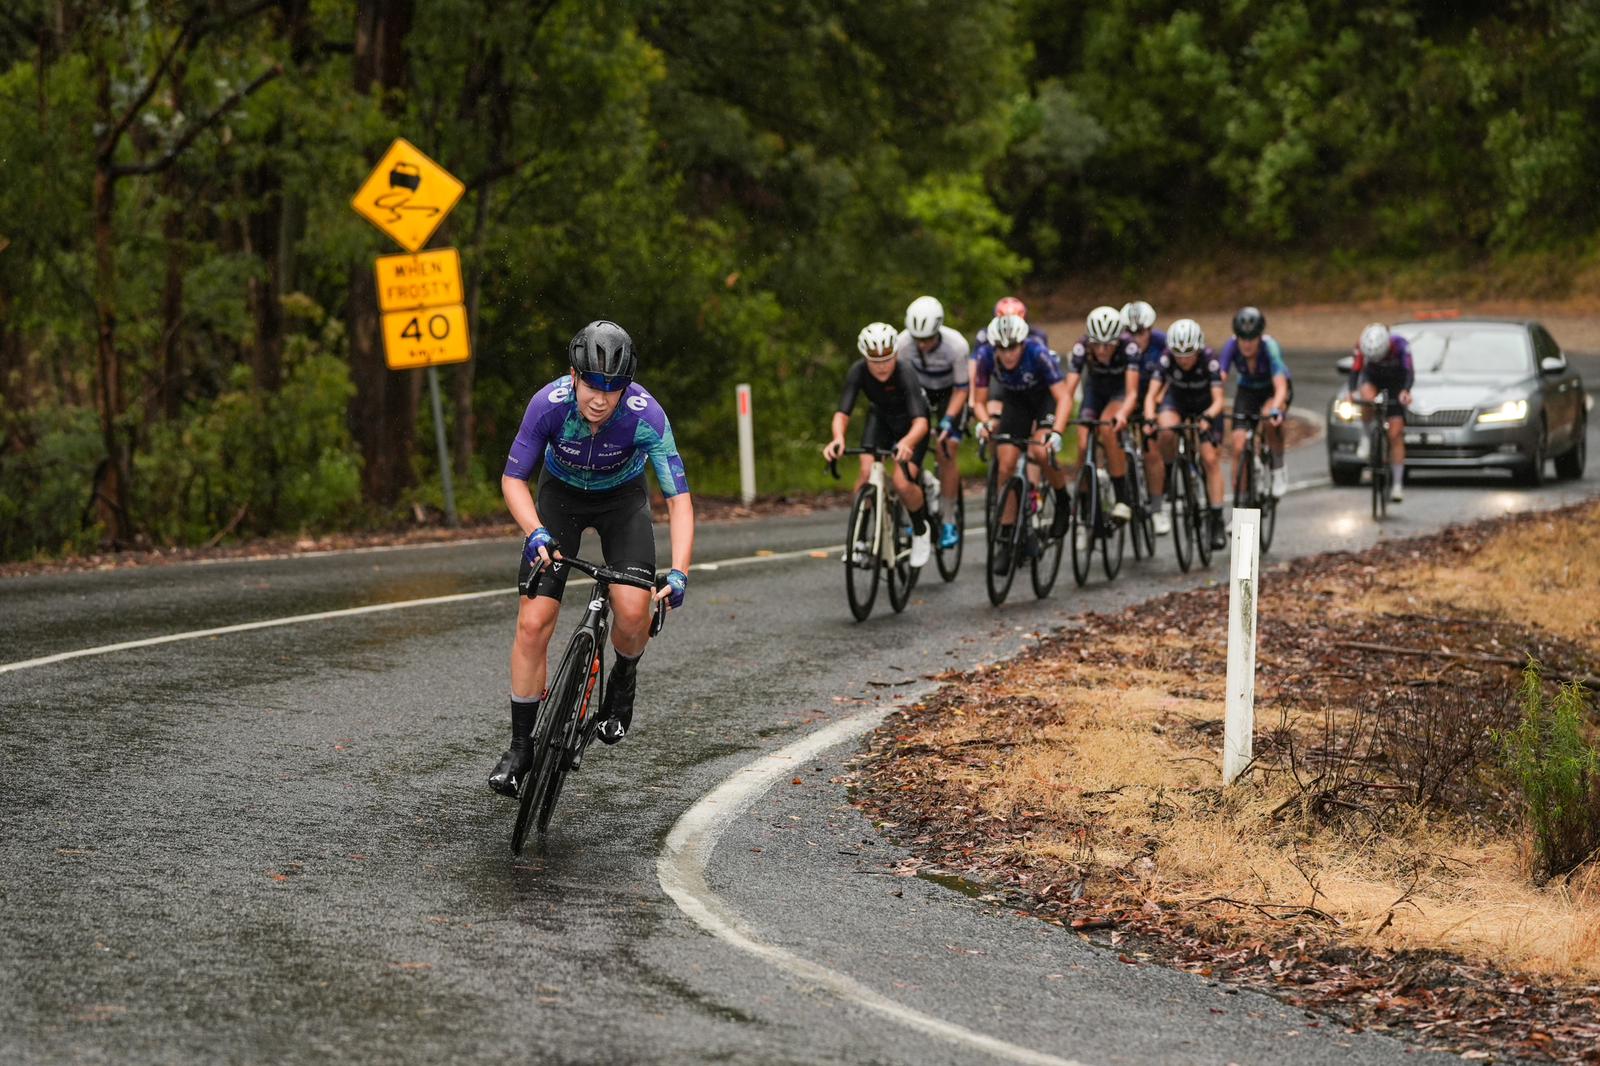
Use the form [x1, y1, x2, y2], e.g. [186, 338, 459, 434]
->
[549, 387, 571, 403]
[626, 395, 648, 412]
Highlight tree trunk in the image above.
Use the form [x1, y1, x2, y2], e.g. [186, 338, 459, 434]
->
[92, 55, 131, 546]
[246, 136, 284, 394]
[348, 0, 417, 507]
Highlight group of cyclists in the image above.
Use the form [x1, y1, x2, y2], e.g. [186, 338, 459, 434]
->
[825, 296, 1308, 571]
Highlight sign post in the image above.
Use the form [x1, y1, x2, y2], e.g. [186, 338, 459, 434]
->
[735, 384, 756, 506]
[353, 142, 470, 525]
[1224, 508, 1261, 786]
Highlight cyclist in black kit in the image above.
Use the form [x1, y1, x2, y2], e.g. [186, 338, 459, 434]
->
[823, 322, 933, 568]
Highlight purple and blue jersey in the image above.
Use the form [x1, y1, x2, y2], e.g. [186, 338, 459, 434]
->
[1349, 334, 1414, 392]
[1218, 335, 1291, 391]
[973, 337, 1062, 392]
[504, 375, 690, 497]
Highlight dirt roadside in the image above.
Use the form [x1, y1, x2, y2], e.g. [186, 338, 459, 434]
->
[850, 501, 1600, 1064]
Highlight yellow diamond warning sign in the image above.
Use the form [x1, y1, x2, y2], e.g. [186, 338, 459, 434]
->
[382, 304, 471, 370]
[351, 138, 465, 252]
[374, 249, 463, 312]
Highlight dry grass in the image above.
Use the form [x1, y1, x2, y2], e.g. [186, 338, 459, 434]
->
[1356, 500, 1600, 655]
[927, 654, 1600, 980]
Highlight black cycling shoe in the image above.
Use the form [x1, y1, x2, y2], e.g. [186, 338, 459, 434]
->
[1050, 490, 1071, 538]
[488, 740, 533, 798]
[1208, 514, 1227, 551]
[596, 657, 638, 746]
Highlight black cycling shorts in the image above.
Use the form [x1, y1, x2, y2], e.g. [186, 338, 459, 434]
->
[1231, 382, 1296, 429]
[520, 473, 656, 601]
[1158, 397, 1222, 446]
[1356, 370, 1407, 420]
[864, 412, 930, 471]
[1079, 377, 1126, 422]
[998, 386, 1054, 442]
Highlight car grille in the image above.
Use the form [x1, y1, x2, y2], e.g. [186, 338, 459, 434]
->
[1407, 409, 1473, 428]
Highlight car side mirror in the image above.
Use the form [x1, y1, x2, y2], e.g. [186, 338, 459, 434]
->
[1335, 355, 1354, 374]
[1541, 356, 1566, 375]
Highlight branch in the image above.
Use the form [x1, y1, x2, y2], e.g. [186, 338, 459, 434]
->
[110, 64, 283, 178]
[98, 13, 204, 161]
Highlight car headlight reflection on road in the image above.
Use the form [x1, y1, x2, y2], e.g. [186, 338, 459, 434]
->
[1333, 399, 1361, 422]
[1476, 399, 1528, 424]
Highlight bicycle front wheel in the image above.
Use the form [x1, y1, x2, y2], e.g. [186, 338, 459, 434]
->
[986, 478, 1024, 605]
[887, 497, 917, 613]
[1101, 483, 1125, 581]
[844, 485, 880, 621]
[1191, 463, 1213, 568]
[1371, 430, 1388, 521]
[1260, 477, 1278, 553]
[1030, 486, 1064, 598]
[1170, 464, 1194, 573]
[1070, 465, 1096, 587]
[934, 479, 964, 583]
[512, 631, 593, 852]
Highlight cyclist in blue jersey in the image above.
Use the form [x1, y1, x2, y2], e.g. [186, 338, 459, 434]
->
[1143, 319, 1227, 549]
[1349, 322, 1414, 503]
[824, 321, 933, 567]
[971, 296, 1049, 425]
[1218, 306, 1293, 498]
[489, 320, 695, 797]
[1122, 300, 1169, 535]
[1062, 305, 1142, 523]
[972, 314, 1073, 575]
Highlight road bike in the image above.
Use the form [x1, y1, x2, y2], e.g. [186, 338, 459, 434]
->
[983, 432, 1064, 605]
[1167, 420, 1215, 573]
[1121, 419, 1158, 561]
[1352, 399, 1398, 521]
[512, 556, 668, 853]
[1068, 418, 1126, 586]
[829, 447, 918, 620]
[1230, 412, 1278, 552]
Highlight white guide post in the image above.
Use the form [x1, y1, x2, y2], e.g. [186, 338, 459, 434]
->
[736, 383, 756, 506]
[1223, 508, 1261, 786]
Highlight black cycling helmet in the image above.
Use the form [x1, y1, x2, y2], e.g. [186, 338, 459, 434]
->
[568, 320, 636, 390]
[1231, 306, 1266, 340]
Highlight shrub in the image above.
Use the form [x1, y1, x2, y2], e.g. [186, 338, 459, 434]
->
[1497, 660, 1600, 882]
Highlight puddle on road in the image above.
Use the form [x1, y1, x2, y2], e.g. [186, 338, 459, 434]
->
[916, 868, 988, 899]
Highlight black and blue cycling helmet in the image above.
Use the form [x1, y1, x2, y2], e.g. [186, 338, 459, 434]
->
[1231, 306, 1266, 340]
[569, 320, 637, 391]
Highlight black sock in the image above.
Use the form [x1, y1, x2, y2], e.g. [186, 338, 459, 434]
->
[1209, 506, 1223, 525]
[1113, 475, 1130, 504]
[613, 650, 641, 675]
[910, 505, 929, 535]
[511, 696, 539, 743]
[1054, 484, 1070, 504]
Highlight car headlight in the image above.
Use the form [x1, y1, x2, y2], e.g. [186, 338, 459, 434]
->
[1476, 399, 1528, 424]
[1332, 398, 1361, 422]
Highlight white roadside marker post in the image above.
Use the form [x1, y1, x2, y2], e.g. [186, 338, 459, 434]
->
[736, 383, 756, 507]
[1224, 508, 1261, 786]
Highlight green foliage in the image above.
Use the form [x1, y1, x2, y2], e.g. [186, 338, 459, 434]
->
[0, 403, 105, 560]
[1497, 660, 1600, 883]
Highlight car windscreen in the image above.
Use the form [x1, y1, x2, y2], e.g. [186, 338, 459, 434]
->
[1396, 326, 1532, 377]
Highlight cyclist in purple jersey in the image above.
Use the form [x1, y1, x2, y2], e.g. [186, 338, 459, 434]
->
[971, 296, 1049, 424]
[972, 314, 1073, 574]
[1062, 305, 1142, 522]
[488, 320, 695, 798]
[1144, 319, 1227, 549]
[1349, 322, 1414, 503]
[1122, 300, 1169, 535]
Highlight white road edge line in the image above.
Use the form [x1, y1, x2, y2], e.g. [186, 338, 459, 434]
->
[0, 542, 841, 676]
[658, 707, 1089, 1066]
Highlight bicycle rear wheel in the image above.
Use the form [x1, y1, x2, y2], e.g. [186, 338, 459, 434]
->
[1191, 463, 1213, 568]
[512, 631, 593, 852]
[1259, 465, 1278, 553]
[887, 497, 917, 613]
[1171, 463, 1194, 573]
[1070, 465, 1096, 587]
[1030, 484, 1064, 598]
[986, 478, 1024, 605]
[1101, 479, 1126, 580]
[983, 453, 1000, 539]
[844, 485, 880, 621]
[934, 479, 964, 582]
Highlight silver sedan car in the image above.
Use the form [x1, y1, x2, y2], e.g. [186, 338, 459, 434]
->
[1327, 318, 1587, 486]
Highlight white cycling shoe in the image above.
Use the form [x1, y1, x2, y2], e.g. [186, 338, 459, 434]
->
[1390, 484, 1404, 503]
[1355, 436, 1371, 462]
[1271, 467, 1289, 497]
[1110, 501, 1132, 523]
[909, 529, 931, 568]
[1152, 510, 1171, 536]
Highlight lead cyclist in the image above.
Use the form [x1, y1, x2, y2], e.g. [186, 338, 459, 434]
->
[489, 320, 696, 797]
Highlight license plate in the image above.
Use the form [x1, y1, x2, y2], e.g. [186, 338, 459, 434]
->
[1404, 432, 1425, 445]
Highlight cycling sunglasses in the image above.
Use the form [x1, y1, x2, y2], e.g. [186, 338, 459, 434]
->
[577, 370, 633, 393]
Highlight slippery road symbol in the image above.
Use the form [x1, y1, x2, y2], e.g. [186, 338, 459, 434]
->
[351, 138, 464, 252]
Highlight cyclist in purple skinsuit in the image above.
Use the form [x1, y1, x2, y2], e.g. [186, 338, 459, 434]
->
[1349, 322, 1415, 503]
[488, 320, 695, 798]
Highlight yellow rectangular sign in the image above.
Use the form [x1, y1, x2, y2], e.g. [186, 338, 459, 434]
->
[375, 248, 463, 312]
[382, 303, 471, 370]
[351, 138, 465, 253]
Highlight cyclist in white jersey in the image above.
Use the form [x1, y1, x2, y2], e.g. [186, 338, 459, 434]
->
[896, 295, 970, 550]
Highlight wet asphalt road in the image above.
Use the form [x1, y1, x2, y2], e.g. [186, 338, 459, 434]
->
[3, 353, 1597, 1065]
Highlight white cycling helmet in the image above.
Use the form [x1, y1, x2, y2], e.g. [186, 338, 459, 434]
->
[1168, 318, 1204, 355]
[1121, 300, 1156, 332]
[1359, 322, 1392, 361]
[857, 321, 899, 359]
[988, 314, 1029, 348]
[905, 295, 944, 339]
[1086, 305, 1123, 344]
